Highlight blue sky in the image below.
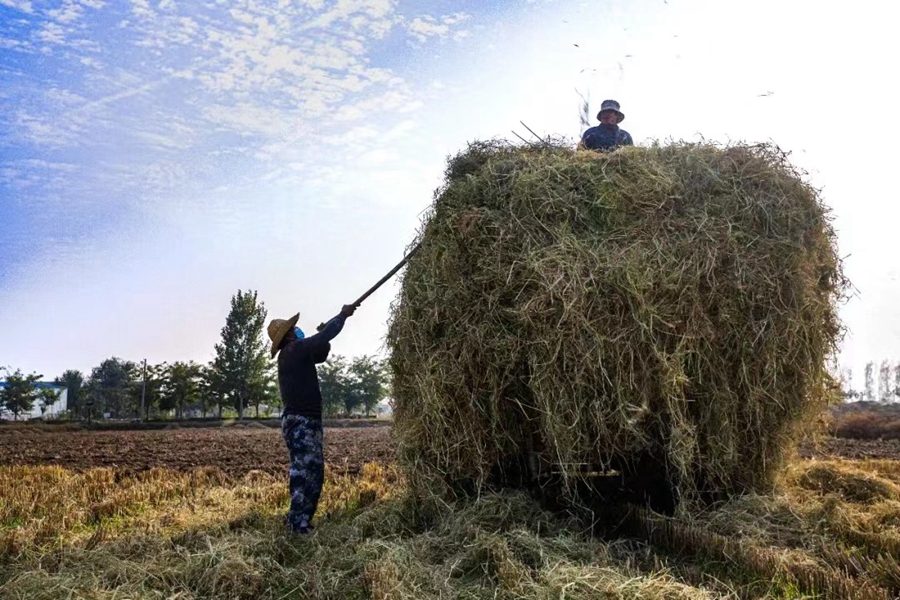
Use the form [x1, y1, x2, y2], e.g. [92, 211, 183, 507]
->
[1, 0, 899, 384]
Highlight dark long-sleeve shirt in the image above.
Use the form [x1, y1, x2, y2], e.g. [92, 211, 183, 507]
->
[581, 124, 633, 152]
[277, 314, 346, 419]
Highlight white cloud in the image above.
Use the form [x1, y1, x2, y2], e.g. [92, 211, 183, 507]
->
[405, 12, 470, 42]
[298, 0, 398, 35]
[406, 17, 447, 40]
[0, 160, 78, 191]
[0, 36, 30, 50]
[131, 129, 194, 151]
[5, 0, 460, 163]
[48, 1, 85, 23]
[202, 103, 295, 137]
[36, 22, 67, 44]
[130, 0, 153, 19]
[0, 0, 33, 13]
[13, 111, 81, 147]
[44, 87, 87, 106]
[17, 159, 78, 171]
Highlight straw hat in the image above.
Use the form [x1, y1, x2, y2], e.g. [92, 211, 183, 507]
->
[267, 313, 299, 358]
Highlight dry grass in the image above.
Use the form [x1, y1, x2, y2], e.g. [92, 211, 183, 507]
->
[679, 459, 900, 596]
[388, 141, 847, 509]
[0, 462, 399, 561]
[3, 458, 900, 599]
[1, 462, 728, 600]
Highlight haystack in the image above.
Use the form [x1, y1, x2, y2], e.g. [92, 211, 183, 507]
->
[387, 141, 846, 509]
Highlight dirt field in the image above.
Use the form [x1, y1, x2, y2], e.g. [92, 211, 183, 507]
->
[0, 426, 395, 475]
[2, 425, 899, 476]
[799, 436, 900, 460]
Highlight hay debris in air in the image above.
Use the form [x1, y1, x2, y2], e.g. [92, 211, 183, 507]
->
[388, 140, 847, 509]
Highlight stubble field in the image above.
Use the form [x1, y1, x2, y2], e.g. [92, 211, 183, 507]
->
[2, 423, 900, 599]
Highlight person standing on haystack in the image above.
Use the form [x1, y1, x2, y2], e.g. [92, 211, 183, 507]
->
[268, 304, 356, 534]
[579, 99, 633, 152]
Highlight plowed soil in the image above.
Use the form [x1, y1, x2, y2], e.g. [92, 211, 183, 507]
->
[798, 436, 900, 460]
[0, 426, 394, 475]
[2, 426, 898, 476]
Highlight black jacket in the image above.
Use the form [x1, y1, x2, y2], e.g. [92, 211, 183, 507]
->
[277, 314, 345, 418]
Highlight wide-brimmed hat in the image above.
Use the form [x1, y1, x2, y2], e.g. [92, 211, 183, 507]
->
[267, 313, 299, 358]
[597, 99, 625, 123]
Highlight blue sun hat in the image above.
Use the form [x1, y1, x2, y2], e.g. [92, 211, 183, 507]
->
[597, 99, 625, 123]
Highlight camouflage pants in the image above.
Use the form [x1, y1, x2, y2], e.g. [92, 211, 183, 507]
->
[281, 414, 324, 532]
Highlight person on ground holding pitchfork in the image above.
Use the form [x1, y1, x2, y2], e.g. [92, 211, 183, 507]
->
[267, 304, 356, 535]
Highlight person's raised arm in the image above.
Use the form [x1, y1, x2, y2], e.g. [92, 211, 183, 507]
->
[306, 304, 356, 346]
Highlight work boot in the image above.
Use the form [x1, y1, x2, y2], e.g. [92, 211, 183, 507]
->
[284, 515, 314, 534]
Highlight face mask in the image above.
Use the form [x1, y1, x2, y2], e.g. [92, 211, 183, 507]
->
[294, 327, 305, 340]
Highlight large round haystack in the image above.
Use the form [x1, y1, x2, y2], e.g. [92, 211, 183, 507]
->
[388, 141, 846, 509]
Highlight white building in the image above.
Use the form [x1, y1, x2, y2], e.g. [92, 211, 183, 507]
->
[0, 382, 68, 420]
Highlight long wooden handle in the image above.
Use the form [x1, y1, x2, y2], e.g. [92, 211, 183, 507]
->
[317, 243, 421, 331]
[351, 243, 420, 307]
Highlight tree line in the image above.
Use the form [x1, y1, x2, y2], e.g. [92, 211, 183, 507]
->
[839, 361, 900, 403]
[0, 290, 389, 420]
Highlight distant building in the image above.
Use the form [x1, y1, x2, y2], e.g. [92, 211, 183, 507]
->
[375, 399, 393, 417]
[0, 381, 68, 420]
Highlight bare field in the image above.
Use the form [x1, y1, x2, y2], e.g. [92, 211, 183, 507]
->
[800, 436, 900, 460]
[0, 426, 395, 475]
[2, 425, 900, 477]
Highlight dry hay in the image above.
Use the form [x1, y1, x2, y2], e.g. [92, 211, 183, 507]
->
[797, 462, 900, 504]
[6, 460, 900, 598]
[388, 140, 846, 509]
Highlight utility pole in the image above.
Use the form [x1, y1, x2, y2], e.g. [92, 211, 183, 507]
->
[140, 358, 147, 422]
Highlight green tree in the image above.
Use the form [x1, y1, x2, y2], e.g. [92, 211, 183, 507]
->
[894, 364, 900, 403]
[205, 361, 227, 418]
[37, 385, 61, 417]
[165, 361, 202, 419]
[210, 290, 273, 419]
[251, 374, 279, 418]
[0, 369, 41, 420]
[879, 360, 893, 403]
[54, 370, 84, 416]
[319, 355, 349, 417]
[197, 363, 218, 418]
[349, 356, 388, 416]
[144, 362, 169, 419]
[864, 361, 876, 403]
[126, 362, 168, 420]
[86, 358, 138, 418]
[840, 367, 857, 401]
